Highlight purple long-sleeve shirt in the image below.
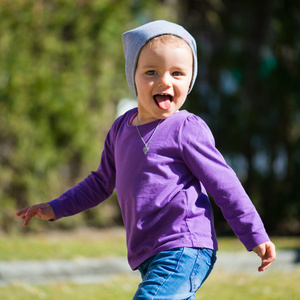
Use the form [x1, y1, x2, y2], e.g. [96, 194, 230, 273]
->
[49, 108, 269, 270]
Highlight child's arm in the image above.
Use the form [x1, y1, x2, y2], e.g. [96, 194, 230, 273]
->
[252, 241, 276, 272]
[180, 115, 275, 270]
[16, 203, 55, 227]
[16, 119, 119, 227]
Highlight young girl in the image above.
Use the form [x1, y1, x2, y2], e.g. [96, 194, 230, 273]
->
[17, 20, 276, 299]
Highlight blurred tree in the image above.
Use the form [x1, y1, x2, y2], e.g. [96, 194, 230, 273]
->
[177, 0, 300, 234]
[0, 0, 174, 232]
[2, 0, 298, 235]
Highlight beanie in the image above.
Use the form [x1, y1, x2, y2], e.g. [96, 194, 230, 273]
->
[122, 20, 198, 95]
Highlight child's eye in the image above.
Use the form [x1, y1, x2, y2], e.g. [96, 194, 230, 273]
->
[146, 70, 157, 75]
[172, 71, 182, 76]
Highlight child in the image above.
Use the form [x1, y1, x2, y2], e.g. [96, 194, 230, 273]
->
[17, 20, 276, 299]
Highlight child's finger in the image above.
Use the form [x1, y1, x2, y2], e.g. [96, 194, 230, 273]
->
[23, 214, 34, 226]
[257, 242, 276, 272]
[258, 260, 271, 272]
[16, 207, 30, 216]
[23, 206, 39, 226]
[259, 257, 273, 272]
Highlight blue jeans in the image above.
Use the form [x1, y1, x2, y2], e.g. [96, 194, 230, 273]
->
[133, 247, 217, 300]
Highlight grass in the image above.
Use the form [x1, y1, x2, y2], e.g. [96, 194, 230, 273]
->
[217, 235, 300, 252]
[0, 270, 299, 300]
[1, 275, 140, 300]
[1, 227, 299, 261]
[200, 269, 300, 300]
[0, 227, 299, 299]
[0, 227, 127, 261]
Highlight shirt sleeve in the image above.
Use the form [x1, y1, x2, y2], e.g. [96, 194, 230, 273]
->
[179, 114, 270, 251]
[48, 125, 116, 221]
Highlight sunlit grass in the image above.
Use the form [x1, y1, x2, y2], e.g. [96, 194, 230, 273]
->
[0, 227, 127, 261]
[200, 268, 300, 300]
[217, 235, 300, 251]
[0, 228, 299, 299]
[1, 270, 299, 300]
[0, 227, 299, 261]
[0, 275, 140, 300]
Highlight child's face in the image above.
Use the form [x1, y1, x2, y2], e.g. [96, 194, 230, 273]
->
[134, 38, 193, 124]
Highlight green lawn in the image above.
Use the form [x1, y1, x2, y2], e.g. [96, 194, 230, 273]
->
[0, 227, 128, 261]
[0, 228, 299, 299]
[200, 268, 300, 300]
[1, 270, 299, 300]
[1, 227, 299, 261]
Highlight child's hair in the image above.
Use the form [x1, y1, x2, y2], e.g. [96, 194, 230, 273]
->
[146, 34, 192, 51]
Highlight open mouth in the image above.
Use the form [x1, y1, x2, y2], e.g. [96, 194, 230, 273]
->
[154, 94, 173, 110]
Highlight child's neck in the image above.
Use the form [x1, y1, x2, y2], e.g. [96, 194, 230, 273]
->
[130, 110, 181, 126]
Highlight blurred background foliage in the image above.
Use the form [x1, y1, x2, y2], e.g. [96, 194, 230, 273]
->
[179, 0, 300, 235]
[0, 0, 299, 235]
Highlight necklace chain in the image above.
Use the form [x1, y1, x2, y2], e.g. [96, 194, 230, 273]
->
[136, 117, 162, 155]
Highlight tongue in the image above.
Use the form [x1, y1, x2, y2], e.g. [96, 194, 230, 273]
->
[155, 95, 172, 110]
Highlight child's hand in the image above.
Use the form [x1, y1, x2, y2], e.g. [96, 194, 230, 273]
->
[16, 203, 55, 227]
[252, 241, 276, 272]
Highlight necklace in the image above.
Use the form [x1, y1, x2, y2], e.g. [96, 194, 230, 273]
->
[136, 117, 162, 155]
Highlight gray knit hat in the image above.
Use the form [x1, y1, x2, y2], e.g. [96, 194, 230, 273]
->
[122, 20, 198, 95]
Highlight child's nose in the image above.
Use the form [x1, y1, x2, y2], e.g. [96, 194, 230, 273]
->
[158, 73, 172, 88]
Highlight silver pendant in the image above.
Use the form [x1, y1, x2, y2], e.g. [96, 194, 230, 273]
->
[143, 146, 149, 155]
[136, 118, 162, 156]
